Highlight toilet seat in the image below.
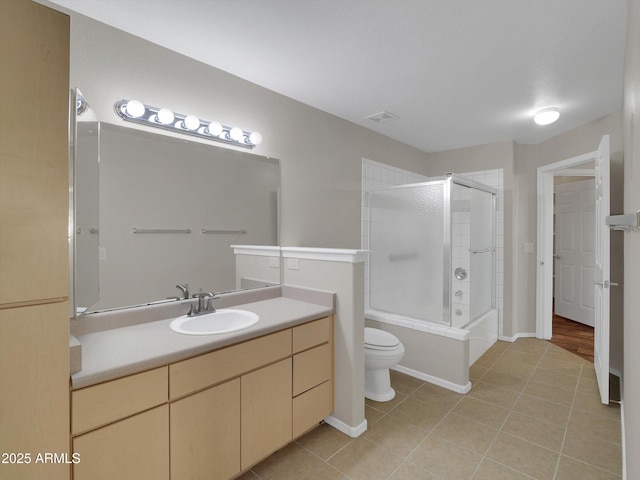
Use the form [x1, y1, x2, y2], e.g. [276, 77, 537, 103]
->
[365, 327, 401, 351]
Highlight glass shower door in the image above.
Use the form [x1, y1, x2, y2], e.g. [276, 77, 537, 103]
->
[368, 182, 446, 323]
[469, 188, 495, 320]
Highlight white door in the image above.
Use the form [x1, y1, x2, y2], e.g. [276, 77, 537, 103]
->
[554, 179, 596, 326]
[594, 135, 610, 405]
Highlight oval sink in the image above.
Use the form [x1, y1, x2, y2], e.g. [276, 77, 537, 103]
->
[170, 309, 259, 335]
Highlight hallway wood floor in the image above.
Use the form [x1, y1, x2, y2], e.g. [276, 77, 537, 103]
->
[549, 314, 594, 363]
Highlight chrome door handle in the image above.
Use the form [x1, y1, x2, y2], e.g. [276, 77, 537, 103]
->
[553, 254, 560, 259]
[594, 280, 619, 288]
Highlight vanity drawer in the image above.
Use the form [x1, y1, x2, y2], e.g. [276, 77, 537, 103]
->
[292, 380, 333, 438]
[73, 405, 169, 480]
[292, 316, 332, 354]
[293, 343, 332, 396]
[170, 329, 292, 399]
[72, 366, 168, 435]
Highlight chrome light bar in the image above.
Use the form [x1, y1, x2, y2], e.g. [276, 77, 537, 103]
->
[114, 99, 262, 149]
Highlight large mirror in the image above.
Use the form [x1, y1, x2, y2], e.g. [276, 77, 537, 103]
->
[72, 89, 100, 316]
[83, 117, 280, 312]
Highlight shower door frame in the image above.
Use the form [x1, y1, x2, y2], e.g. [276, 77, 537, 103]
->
[367, 174, 496, 327]
[448, 175, 498, 326]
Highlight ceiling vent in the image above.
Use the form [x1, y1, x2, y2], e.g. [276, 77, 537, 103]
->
[365, 111, 400, 124]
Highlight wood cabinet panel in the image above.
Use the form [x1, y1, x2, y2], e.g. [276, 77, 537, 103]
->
[0, 0, 70, 306]
[292, 380, 333, 438]
[241, 358, 292, 470]
[73, 405, 169, 480]
[171, 379, 240, 480]
[170, 329, 291, 399]
[0, 302, 70, 480]
[293, 343, 332, 396]
[292, 316, 332, 353]
[72, 367, 168, 435]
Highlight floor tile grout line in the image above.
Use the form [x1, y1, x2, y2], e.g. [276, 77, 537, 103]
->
[468, 340, 553, 480]
[371, 384, 468, 479]
[249, 339, 619, 480]
[551, 361, 583, 480]
[395, 342, 513, 479]
[560, 452, 624, 478]
[293, 434, 356, 480]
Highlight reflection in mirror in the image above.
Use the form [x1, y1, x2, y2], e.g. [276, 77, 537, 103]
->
[88, 123, 280, 312]
[72, 89, 100, 317]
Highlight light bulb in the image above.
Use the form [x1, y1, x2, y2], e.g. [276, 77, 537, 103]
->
[125, 100, 145, 118]
[230, 127, 243, 141]
[183, 114, 200, 131]
[249, 131, 263, 145]
[207, 121, 223, 136]
[157, 108, 175, 125]
[534, 107, 560, 126]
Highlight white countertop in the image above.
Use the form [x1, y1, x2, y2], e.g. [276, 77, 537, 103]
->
[71, 287, 334, 389]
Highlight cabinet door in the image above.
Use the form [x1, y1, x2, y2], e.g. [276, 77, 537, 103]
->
[170, 378, 240, 480]
[0, 0, 70, 306]
[73, 405, 169, 480]
[241, 358, 292, 470]
[293, 380, 333, 438]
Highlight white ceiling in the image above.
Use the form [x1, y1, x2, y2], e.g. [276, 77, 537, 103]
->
[48, 0, 627, 153]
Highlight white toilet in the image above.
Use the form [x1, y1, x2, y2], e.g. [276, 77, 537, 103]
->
[364, 327, 405, 402]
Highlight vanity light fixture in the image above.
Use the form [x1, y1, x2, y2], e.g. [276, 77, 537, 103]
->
[114, 99, 263, 149]
[533, 107, 560, 126]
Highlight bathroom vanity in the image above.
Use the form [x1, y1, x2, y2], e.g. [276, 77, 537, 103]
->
[69, 286, 334, 480]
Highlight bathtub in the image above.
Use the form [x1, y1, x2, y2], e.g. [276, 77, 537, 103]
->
[365, 308, 498, 393]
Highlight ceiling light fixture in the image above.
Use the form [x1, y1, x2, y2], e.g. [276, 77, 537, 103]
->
[533, 107, 560, 126]
[114, 99, 263, 148]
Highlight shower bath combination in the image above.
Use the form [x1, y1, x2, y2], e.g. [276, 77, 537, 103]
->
[368, 174, 496, 329]
[366, 174, 499, 389]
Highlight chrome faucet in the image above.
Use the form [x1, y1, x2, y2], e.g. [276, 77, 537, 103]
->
[176, 283, 190, 300]
[189, 290, 216, 316]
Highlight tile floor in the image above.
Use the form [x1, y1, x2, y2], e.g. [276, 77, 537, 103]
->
[238, 338, 622, 480]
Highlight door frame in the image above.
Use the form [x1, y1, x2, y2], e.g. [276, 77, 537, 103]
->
[536, 153, 599, 339]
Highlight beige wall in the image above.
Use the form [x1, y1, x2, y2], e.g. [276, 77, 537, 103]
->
[622, 1, 640, 477]
[423, 117, 624, 349]
[62, 11, 429, 250]
[513, 112, 624, 375]
[60, 7, 627, 343]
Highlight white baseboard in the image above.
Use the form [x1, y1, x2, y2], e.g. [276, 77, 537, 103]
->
[324, 415, 368, 438]
[393, 365, 472, 394]
[498, 332, 536, 342]
[619, 375, 626, 480]
[620, 399, 626, 480]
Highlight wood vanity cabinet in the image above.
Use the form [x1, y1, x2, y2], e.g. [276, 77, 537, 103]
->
[292, 316, 334, 438]
[169, 329, 292, 479]
[241, 358, 293, 469]
[70, 315, 333, 480]
[71, 367, 170, 480]
[170, 379, 241, 480]
[73, 405, 169, 480]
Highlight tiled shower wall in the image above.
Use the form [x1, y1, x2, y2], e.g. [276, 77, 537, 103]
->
[361, 158, 504, 334]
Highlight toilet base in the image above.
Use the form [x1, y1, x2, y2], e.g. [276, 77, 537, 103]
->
[364, 367, 396, 402]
